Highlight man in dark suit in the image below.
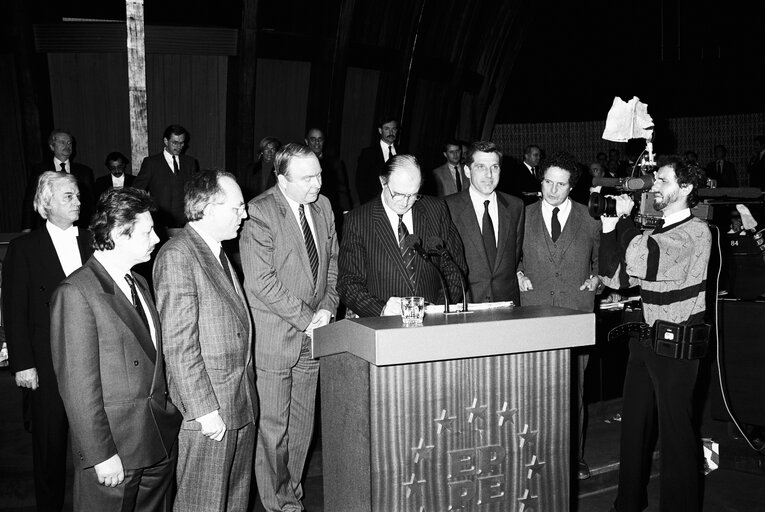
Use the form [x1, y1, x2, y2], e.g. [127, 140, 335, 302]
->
[339, 154, 466, 317]
[355, 116, 400, 205]
[241, 143, 338, 512]
[94, 151, 136, 200]
[49, 187, 181, 511]
[153, 170, 257, 511]
[22, 129, 95, 231]
[432, 139, 469, 197]
[445, 141, 524, 304]
[133, 124, 200, 232]
[306, 127, 352, 231]
[499, 144, 542, 205]
[2, 171, 92, 512]
[517, 151, 601, 480]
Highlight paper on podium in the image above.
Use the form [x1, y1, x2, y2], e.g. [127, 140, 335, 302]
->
[424, 301, 514, 314]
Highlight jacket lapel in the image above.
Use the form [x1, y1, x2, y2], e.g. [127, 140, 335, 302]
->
[372, 199, 412, 291]
[495, 194, 514, 273]
[273, 187, 315, 285]
[309, 200, 329, 284]
[37, 228, 66, 284]
[554, 202, 582, 259]
[453, 192, 489, 269]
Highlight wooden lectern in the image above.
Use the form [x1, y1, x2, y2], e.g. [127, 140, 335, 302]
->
[313, 305, 595, 512]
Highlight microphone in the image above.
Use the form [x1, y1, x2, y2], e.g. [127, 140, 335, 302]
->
[403, 235, 450, 314]
[592, 175, 654, 191]
[426, 237, 469, 313]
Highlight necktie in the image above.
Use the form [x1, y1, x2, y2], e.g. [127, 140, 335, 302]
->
[60, 162, 66, 173]
[388, 145, 393, 161]
[454, 166, 462, 191]
[482, 200, 497, 266]
[551, 207, 561, 242]
[172, 155, 179, 173]
[530, 166, 536, 177]
[124, 274, 150, 332]
[398, 215, 416, 285]
[653, 218, 665, 232]
[299, 204, 319, 283]
[219, 247, 235, 289]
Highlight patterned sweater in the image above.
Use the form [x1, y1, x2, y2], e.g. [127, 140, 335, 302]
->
[600, 215, 711, 326]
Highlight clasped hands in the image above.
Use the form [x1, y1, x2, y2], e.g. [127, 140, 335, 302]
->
[304, 309, 332, 340]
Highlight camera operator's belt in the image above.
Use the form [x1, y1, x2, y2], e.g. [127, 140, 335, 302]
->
[608, 321, 709, 360]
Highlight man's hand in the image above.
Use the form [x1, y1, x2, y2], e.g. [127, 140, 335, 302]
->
[518, 274, 533, 292]
[305, 309, 333, 339]
[579, 275, 601, 292]
[382, 297, 402, 316]
[614, 194, 635, 217]
[14, 368, 39, 390]
[94, 454, 124, 487]
[196, 410, 226, 441]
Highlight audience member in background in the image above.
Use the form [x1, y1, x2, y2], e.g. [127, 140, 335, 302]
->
[3, 171, 93, 512]
[608, 148, 627, 176]
[499, 144, 542, 205]
[597, 151, 608, 169]
[133, 124, 200, 233]
[432, 139, 468, 197]
[339, 154, 465, 317]
[683, 150, 699, 166]
[517, 151, 601, 481]
[356, 115, 401, 205]
[50, 187, 181, 512]
[705, 145, 738, 188]
[305, 127, 352, 231]
[746, 135, 765, 190]
[445, 141, 524, 304]
[94, 151, 135, 200]
[242, 136, 282, 202]
[22, 129, 95, 231]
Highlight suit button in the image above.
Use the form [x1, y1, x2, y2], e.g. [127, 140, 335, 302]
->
[134, 360, 139, 366]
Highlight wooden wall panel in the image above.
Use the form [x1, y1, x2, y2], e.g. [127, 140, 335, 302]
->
[47, 52, 130, 178]
[340, 66, 379, 206]
[252, 58, 311, 161]
[146, 54, 228, 171]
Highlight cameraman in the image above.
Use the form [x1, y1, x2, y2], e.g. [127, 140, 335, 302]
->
[599, 156, 711, 512]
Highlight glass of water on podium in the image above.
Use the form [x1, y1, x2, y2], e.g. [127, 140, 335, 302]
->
[400, 296, 425, 326]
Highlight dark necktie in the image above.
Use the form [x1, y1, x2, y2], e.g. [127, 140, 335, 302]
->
[482, 200, 497, 266]
[219, 247, 235, 289]
[299, 204, 319, 283]
[124, 274, 150, 332]
[398, 214, 416, 285]
[454, 166, 462, 191]
[60, 162, 66, 173]
[388, 145, 393, 161]
[172, 155, 179, 173]
[530, 166, 536, 177]
[551, 207, 561, 242]
[653, 218, 665, 232]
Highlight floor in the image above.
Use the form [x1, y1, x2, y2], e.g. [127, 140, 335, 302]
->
[2, 368, 764, 512]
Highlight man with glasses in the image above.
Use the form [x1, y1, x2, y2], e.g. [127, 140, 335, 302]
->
[339, 154, 466, 317]
[240, 143, 338, 512]
[94, 151, 135, 200]
[134, 124, 200, 233]
[153, 169, 257, 511]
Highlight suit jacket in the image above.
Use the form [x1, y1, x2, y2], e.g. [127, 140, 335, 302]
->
[356, 144, 393, 205]
[445, 190, 524, 304]
[432, 163, 469, 197]
[519, 200, 600, 312]
[49, 257, 181, 470]
[133, 153, 199, 228]
[22, 160, 96, 230]
[93, 172, 136, 201]
[338, 195, 466, 317]
[1, 227, 92, 375]
[498, 159, 540, 206]
[153, 226, 257, 430]
[241, 187, 338, 370]
[705, 160, 738, 187]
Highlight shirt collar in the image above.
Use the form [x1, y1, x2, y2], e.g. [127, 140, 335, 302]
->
[541, 197, 571, 215]
[53, 157, 69, 168]
[468, 186, 496, 209]
[188, 222, 222, 258]
[46, 221, 78, 239]
[662, 207, 691, 227]
[380, 192, 413, 225]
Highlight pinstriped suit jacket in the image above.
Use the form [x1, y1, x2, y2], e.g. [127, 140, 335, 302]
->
[519, 200, 600, 312]
[338, 195, 466, 317]
[153, 226, 257, 430]
[240, 186, 339, 370]
[445, 190, 524, 304]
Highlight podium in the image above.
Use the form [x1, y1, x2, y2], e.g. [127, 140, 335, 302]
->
[313, 305, 595, 512]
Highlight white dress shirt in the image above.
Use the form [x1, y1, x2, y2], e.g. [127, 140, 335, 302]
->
[379, 139, 396, 162]
[53, 157, 69, 174]
[541, 197, 572, 237]
[381, 193, 413, 239]
[46, 221, 82, 277]
[163, 149, 178, 173]
[281, 192, 317, 246]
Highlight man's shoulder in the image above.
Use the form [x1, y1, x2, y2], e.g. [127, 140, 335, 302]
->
[444, 189, 469, 207]
[497, 191, 524, 209]
[432, 163, 449, 175]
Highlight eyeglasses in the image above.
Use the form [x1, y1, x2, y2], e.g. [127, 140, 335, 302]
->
[213, 202, 246, 215]
[385, 184, 421, 202]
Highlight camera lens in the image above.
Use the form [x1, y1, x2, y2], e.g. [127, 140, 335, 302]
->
[588, 193, 617, 219]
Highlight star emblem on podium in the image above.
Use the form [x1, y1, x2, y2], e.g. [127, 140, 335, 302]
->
[433, 409, 457, 434]
[412, 437, 434, 464]
[525, 454, 546, 479]
[497, 401, 518, 427]
[517, 488, 539, 511]
[466, 398, 488, 424]
[402, 473, 426, 499]
[517, 424, 539, 449]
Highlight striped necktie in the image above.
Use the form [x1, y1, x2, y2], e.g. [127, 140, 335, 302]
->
[299, 204, 319, 283]
[398, 215, 416, 285]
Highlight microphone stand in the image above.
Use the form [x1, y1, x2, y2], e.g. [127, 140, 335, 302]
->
[429, 243, 470, 313]
[404, 235, 450, 314]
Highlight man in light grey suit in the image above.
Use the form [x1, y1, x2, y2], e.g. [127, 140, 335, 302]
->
[517, 151, 601, 480]
[241, 143, 339, 512]
[153, 170, 257, 511]
[445, 141, 525, 304]
[432, 139, 469, 197]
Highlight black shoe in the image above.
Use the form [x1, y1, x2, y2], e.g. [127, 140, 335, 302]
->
[578, 459, 591, 480]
